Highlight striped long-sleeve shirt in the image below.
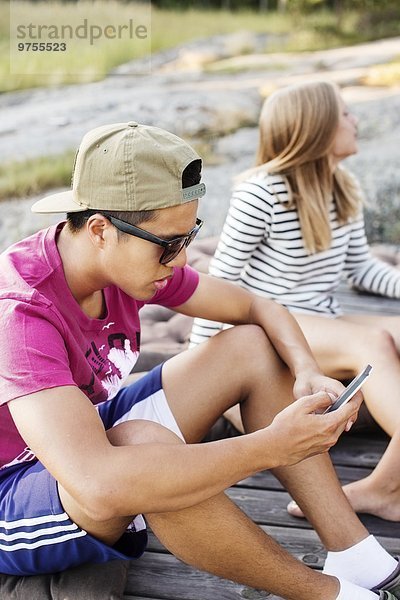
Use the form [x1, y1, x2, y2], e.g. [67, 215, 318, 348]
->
[190, 172, 400, 345]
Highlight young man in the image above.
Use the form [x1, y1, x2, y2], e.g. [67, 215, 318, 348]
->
[0, 121, 399, 600]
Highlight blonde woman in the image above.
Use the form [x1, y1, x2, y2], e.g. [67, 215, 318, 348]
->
[190, 80, 400, 522]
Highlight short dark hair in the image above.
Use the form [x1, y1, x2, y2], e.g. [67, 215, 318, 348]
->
[66, 209, 156, 235]
[66, 158, 202, 234]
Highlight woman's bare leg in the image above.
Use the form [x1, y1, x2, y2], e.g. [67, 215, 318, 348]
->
[287, 313, 400, 521]
[346, 314, 400, 355]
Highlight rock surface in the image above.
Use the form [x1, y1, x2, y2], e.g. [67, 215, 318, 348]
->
[1, 34, 400, 252]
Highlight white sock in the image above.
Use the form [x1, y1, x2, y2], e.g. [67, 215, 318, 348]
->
[336, 578, 378, 599]
[324, 535, 398, 589]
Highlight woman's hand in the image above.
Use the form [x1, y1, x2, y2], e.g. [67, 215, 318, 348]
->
[293, 370, 344, 400]
[293, 370, 364, 432]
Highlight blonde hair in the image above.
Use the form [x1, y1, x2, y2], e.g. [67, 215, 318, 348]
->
[240, 80, 362, 253]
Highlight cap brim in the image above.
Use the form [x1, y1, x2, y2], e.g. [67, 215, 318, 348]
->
[31, 190, 88, 214]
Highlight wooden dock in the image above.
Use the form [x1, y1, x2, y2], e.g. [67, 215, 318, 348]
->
[124, 285, 400, 600]
[124, 431, 400, 600]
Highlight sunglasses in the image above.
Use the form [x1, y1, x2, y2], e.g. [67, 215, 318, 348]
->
[108, 216, 203, 265]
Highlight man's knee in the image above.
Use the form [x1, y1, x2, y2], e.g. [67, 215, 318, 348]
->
[60, 421, 185, 526]
[107, 419, 184, 447]
[217, 324, 275, 357]
[222, 324, 285, 374]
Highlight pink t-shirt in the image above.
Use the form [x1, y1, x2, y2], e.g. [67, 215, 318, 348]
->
[0, 223, 199, 468]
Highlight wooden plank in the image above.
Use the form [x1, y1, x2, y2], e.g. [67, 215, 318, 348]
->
[339, 293, 400, 308]
[125, 551, 285, 600]
[226, 487, 400, 538]
[338, 288, 400, 304]
[126, 428, 397, 600]
[337, 288, 400, 303]
[125, 522, 400, 600]
[330, 433, 388, 467]
[124, 597, 165, 600]
[341, 302, 400, 315]
[238, 464, 373, 491]
[336, 285, 400, 316]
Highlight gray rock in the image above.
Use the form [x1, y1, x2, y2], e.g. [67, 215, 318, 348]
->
[1, 34, 400, 251]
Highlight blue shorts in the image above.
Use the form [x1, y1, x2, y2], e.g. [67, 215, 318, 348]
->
[0, 364, 184, 576]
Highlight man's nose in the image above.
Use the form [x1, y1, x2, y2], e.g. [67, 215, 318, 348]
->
[165, 247, 187, 268]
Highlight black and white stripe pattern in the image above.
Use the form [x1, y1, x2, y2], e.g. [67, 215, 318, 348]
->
[190, 173, 400, 345]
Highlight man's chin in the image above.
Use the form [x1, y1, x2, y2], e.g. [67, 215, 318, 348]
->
[126, 285, 158, 301]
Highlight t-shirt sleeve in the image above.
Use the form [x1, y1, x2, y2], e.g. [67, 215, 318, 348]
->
[0, 298, 76, 405]
[147, 265, 199, 308]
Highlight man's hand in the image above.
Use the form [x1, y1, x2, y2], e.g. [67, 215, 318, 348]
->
[265, 390, 362, 468]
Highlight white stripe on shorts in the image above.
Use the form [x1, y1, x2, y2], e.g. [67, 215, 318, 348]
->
[0, 522, 80, 542]
[0, 510, 87, 552]
[0, 512, 70, 530]
[0, 530, 87, 552]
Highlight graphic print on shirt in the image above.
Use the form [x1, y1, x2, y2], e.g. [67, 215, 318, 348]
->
[103, 335, 139, 398]
[79, 325, 140, 401]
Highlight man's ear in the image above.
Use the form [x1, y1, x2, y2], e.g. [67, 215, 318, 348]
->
[86, 214, 114, 249]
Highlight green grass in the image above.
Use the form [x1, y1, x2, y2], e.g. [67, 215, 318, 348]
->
[1, 0, 398, 93]
[3, 1, 153, 91]
[0, 151, 75, 201]
[1, 1, 289, 92]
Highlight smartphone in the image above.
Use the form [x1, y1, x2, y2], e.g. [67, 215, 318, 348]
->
[324, 364, 372, 413]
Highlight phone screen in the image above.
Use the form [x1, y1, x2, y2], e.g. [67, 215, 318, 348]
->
[324, 364, 372, 413]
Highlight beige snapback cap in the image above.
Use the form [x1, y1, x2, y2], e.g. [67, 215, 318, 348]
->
[31, 121, 206, 214]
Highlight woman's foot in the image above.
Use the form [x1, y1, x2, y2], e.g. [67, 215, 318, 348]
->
[287, 476, 400, 521]
[287, 499, 306, 518]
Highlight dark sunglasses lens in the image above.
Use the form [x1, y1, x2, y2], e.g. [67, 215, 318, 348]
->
[160, 239, 186, 264]
[159, 222, 202, 264]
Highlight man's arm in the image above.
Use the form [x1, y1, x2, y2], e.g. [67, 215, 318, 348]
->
[175, 273, 343, 399]
[8, 383, 356, 519]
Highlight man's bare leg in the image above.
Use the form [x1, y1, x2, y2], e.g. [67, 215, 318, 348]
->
[60, 412, 343, 600]
[58, 324, 385, 598]
[146, 490, 341, 600]
[59, 416, 341, 599]
[109, 415, 342, 600]
[162, 324, 368, 552]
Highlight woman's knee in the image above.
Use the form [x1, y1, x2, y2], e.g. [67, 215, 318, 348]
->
[364, 326, 397, 358]
[336, 322, 397, 365]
